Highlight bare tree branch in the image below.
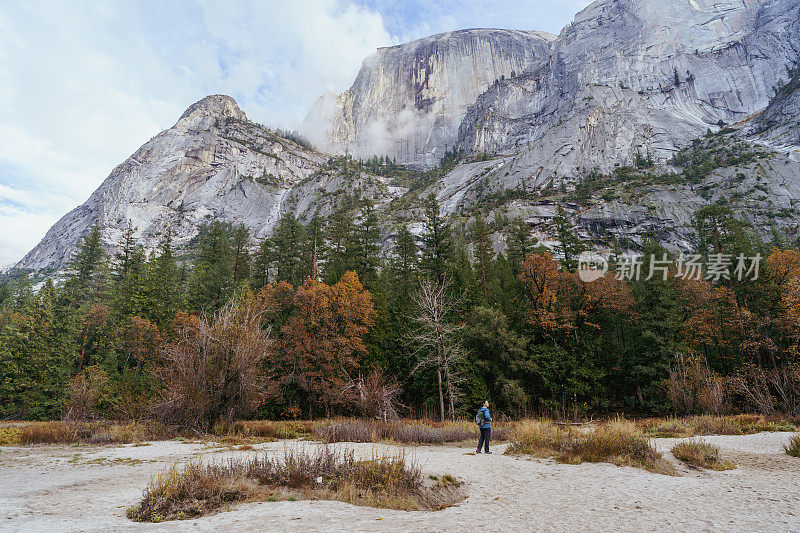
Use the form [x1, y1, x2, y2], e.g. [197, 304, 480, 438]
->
[408, 277, 466, 421]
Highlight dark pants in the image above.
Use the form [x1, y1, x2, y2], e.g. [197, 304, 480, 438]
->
[477, 427, 491, 452]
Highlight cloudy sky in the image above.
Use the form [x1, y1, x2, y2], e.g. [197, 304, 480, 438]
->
[0, 0, 591, 267]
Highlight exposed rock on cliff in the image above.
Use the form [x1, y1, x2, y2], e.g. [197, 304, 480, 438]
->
[751, 65, 800, 152]
[458, 0, 800, 176]
[302, 29, 555, 167]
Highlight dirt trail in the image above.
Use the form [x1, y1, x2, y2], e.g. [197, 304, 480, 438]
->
[1, 432, 798, 532]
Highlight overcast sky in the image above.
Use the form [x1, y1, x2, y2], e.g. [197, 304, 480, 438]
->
[0, 0, 591, 267]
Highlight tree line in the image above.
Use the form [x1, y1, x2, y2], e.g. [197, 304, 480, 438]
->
[1, 195, 799, 425]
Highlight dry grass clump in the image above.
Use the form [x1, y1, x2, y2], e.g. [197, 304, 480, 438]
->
[0, 426, 21, 445]
[671, 439, 735, 470]
[314, 418, 512, 445]
[127, 447, 462, 522]
[507, 419, 675, 475]
[784, 434, 800, 457]
[504, 420, 565, 456]
[0, 421, 177, 446]
[231, 420, 314, 440]
[18, 422, 78, 445]
[639, 414, 799, 438]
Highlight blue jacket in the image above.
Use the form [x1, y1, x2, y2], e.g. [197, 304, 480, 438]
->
[478, 406, 492, 428]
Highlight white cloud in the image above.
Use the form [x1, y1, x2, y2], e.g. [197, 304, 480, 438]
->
[0, 206, 59, 269]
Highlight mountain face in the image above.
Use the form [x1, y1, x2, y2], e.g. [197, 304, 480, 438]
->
[457, 0, 800, 178]
[16, 96, 397, 272]
[302, 29, 555, 167]
[15, 0, 800, 274]
[751, 66, 800, 148]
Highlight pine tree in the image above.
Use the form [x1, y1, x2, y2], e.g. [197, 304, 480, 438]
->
[251, 237, 273, 289]
[187, 221, 234, 312]
[353, 199, 381, 288]
[271, 214, 305, 286]
[111, 241, 147, 320]
[507, 217, 537, 274]
[144, 231, 182, 327]
[8, 274, 35, 311]
[33, 279, 72, 417]
[230, 224, 251, 285]
[471, 218, 493, 300]
[421, 194, 452, 281]
[303, 217, 325, 281]
[325, 207, 357, 284]
[693, 204, 753, 260]
[64, 225, 107, 305]
[388, 225, 419, 304]
[0, 280, 11, 308]
[114, 226, 136, 281]
[0, 278, 73, 419]
[553, 205, 585, 269]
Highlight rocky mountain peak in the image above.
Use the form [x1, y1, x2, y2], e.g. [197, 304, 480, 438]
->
[176, 94, 247, 131]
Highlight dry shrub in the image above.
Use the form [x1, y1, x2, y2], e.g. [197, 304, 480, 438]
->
[667, 354, 726, 415]
[127, 447, 462, 522]
[672, 439, 735, 470]
[313, 418, 513, 445]
[639, 414, 799, 438]
[561, 419, 675, 475]
[732, 364, 800, 416]
[508, 419, 675, 475]
[156, 293, 276, 430]
[785, 434, 800, 457]
[356, 367, 402, 421]
[16, 422, 77, 444]
[105, 377, 158, 421]
[505, 420, 565, 456]
[63, 365, 111, 421]
[87, 421, 175, 444]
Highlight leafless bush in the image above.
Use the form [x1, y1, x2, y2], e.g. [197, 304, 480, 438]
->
[155, 293, 276, 430]
[63, 365, 110, 421]
[667, 353, 725, 415]
[733, 364, 800, 416]
[357, 367, 402, 421]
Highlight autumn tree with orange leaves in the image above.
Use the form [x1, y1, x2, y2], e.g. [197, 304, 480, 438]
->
[279, 271, 375, 417]
[520, 252, 634, 343]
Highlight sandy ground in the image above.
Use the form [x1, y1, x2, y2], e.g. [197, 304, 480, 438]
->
[1, 432, 798, 532]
